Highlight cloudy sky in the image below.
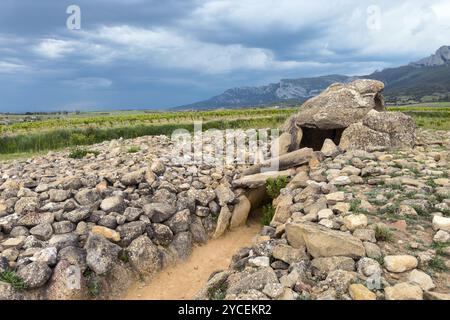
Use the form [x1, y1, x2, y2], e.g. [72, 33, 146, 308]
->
[0, 0, 449, 112]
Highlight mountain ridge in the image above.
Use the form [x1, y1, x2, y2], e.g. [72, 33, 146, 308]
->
[176, 46, 450, 110]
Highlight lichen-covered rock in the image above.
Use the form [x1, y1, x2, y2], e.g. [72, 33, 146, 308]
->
[127, 235, 161, 276]
[45, 260, 87, 300]
[84, 233, 121, 275]
[17, 261, 52, 289]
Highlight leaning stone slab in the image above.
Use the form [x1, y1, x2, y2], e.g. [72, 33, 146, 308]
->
[232, 169, 296, 189]
[242, 148, 313, 176]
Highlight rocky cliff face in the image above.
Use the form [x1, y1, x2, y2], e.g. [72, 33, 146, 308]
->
[412, 46, 450, 67]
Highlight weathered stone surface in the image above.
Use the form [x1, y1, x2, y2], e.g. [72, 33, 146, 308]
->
[127, 235, 161, 276]
[289, 79, 385, 130]
[150, 223, 174, 246]
[432, 215, 450, 232]
[144, 203, 177, 223]
[116, 221, 146, 246]
[169, 232, 193, 260]
[29, 223, 53, 241]
[286, 222, 365, 258]
[272, 194, 293, 224]
[100, 196, 125, 213]
[407, 269, 435, 291]
[384, 255, 418, 273]
[17, 212, 54, 227]
[343, 214, 368, 231]
[213, 206, 232, 239]
[230, 195, 251, 229]
[385, 282, 423, 300]
[17, 261, 52, 289]
[46, 260, 87, 300]
[14, 197, 40, 215]
[233, 169, 296, 188]
[311, 256, 356, 274]
[227, 267, 279, 295]
[84, 233, 121, 275]
[349, 284, 376, 300]
[49, 189, 70, 202]
[75, 189, 100, 206]
[91, 225, 120, 242]
[340, 110, 415, 150]
[272, 244, 307, 265]
[166, 209, 190, 233]
[215, 184, 235, 206]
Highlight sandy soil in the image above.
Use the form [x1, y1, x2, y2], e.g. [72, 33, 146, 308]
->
[123, 219, 261, 300]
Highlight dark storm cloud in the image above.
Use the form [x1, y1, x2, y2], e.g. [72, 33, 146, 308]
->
[0, 0, 448, 112]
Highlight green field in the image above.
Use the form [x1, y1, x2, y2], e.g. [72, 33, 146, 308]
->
[1, 104, 449, 160]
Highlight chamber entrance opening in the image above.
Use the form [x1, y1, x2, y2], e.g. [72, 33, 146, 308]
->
[300, 127, 345, 151]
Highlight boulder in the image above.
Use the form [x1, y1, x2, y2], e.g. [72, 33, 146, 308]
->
[17, 261, 52, 289]
[150, 223, 174, 246]
[75, 189, 100, 206]
[143, 203, 177, 223]
[116, 221, 146, 247]
[127, 235, 161, 276]
[340, 110, 415, 150]
[349, 283, 376, 300]
[215, 184, 235, 206]
[272, 244, 308, 265]
[91, 226, 120, 242]
[289, 79, 385, 130]
[285, 222, 365, 258]
[84, 234, 121, 275]
[14, 197, 40, 215]
[166, 209, 191, 233]
[169, 232, 193, 260]
[100, 196, 125, 213]
[432, 215, 450, 232]
[385, 282, 423, 300]
[227, 267, 279, 295]
[384, 255, 418, 273]
[46, 260, 87, 300]
[407, 269, 435, 291]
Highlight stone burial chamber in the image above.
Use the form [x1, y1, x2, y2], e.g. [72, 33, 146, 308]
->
[275, 79, 416, 155]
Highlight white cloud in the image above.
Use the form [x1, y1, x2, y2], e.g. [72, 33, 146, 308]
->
[62, 77, 113, 89]
[0, 60, 28, 73]
[33, 39, 77, 58]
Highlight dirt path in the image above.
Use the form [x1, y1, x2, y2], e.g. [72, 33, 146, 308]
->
[123, 219, 261, 300]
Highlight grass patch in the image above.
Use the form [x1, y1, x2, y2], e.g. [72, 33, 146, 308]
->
[127, 146, 140, 153]
[386, 183, 402, 190]
[68, 147, 100, 159]
[0, 270, 28, 290]
[427, 256, 449, 273]
[119, 250, 130, 263]
[431, 241, 450, 256]
[265, 176, 288, 199]
[374, 225, 393, 242]
[426, 178, 438, 189]
[261, 204, 276, 226]
[207, 282, 228, 300]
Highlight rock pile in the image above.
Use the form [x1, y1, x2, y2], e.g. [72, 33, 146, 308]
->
[0, 135, 257, 299]
[197, 128, 450, 300]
